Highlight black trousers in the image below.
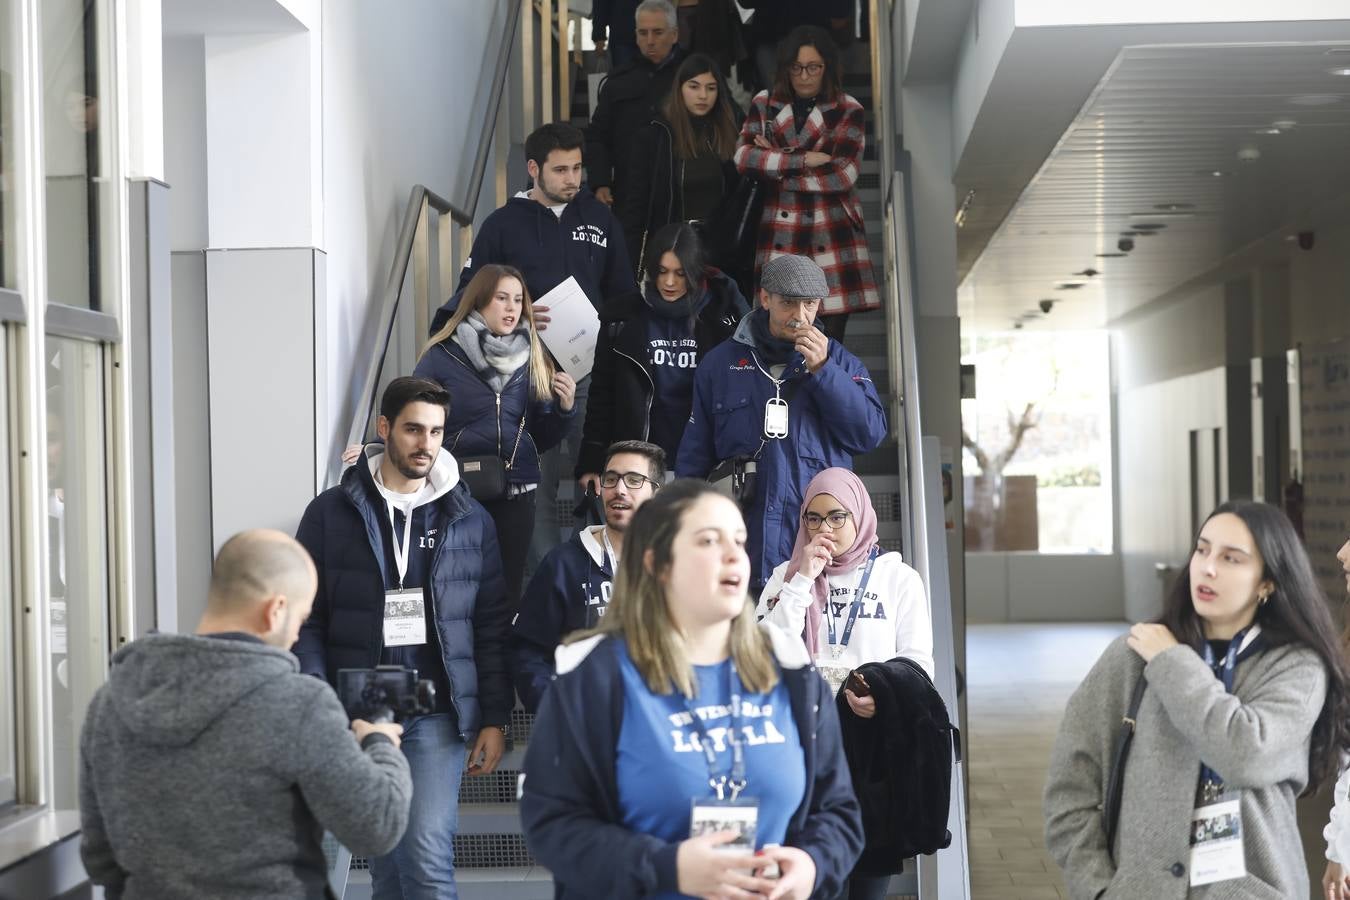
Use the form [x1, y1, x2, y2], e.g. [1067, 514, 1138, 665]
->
[479, 489, 537, 614]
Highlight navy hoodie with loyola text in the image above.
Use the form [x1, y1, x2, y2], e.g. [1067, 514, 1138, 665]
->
[431, 189, 639, 334]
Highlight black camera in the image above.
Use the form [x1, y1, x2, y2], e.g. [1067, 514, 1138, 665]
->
[336, 666, 436, 723]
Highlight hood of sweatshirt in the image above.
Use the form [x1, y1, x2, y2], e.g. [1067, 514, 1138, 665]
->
[577, 524, 611, 571]
[360, 443, 460, 507]
[103, 633, 297, 747]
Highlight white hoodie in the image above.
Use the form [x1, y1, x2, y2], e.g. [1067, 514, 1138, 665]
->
[1326, 766, 1350, 864]
[755, 551, 934, 679]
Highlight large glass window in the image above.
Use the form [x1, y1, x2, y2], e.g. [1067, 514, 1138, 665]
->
[41, 0, 104, 309]
[0, 328, 13, 810]
[961, 330, 1114, 553]
[1, 0, 16, 289]
[45, 335, 108, 808]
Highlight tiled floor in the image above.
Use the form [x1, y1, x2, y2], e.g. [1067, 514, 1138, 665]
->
[965, 622, 1129, 900]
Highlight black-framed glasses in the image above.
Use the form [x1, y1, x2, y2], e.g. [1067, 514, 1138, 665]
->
[803, 510, 852, 531]
[789, 62, 825, 76]
[601, 470, 660, 491]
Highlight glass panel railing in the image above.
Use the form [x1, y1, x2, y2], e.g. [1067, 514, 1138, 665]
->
[44, 335, 110, 809]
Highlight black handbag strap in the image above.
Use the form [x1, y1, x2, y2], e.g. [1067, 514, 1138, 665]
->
[1103, 675, 1147, 863]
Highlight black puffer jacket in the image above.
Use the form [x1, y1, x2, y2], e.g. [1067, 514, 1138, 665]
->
[574, 269, 748, 477]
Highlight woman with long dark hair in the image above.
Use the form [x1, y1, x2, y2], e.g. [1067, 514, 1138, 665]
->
[1045, 500, 1350, 899]
[519, 479, 863, 899]
[574, 222, 748, 492]
[620, 53, 741, 279]
[733, 25, 878, 341]
[412, 264, 576, 608]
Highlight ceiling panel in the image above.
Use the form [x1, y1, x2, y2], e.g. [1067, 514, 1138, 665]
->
[959, 41, 1350, 331]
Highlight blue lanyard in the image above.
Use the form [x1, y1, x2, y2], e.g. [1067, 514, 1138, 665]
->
[826, 547, 880, 650]
[682, 663, 747, 801]
[1198, 625, 1257, 794]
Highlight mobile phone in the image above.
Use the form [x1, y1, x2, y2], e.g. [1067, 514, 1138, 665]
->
[845, 671, 871, 698]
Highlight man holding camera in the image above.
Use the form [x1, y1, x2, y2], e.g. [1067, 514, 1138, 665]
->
[296, 376, 513, 899]
[78, 530, 412, 899]
[675, 254, 887, 592]
[511, 439, 664, 712]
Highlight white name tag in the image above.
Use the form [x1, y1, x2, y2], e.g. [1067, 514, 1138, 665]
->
[1189, 799, 1245, 886]
[690, 797, 759, 852]
[383, 588, 428, 647]
[764, 397, 789, 439]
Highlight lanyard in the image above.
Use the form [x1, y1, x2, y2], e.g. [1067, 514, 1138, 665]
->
[1199, 624, 1261, 793]
[683, 663, 747, 801]
[826, 547, 880, 650]
[748, 350, 785, 399]
[602, 527, 618, 573]
[385, 500, 416, 590]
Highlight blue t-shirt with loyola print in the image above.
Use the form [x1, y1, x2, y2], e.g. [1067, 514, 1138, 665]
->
[614, 640, 806, 900]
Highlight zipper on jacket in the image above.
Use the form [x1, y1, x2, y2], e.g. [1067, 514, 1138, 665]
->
[496, 392, 503, 456]
[614, 348, 656, 441]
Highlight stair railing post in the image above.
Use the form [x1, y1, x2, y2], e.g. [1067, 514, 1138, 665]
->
[558, 0, 571, 122]
[540, 0, 554, 123]
[413, 199, 431, 346]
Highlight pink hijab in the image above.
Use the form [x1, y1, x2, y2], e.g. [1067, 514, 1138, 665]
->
[782, 468, 879, 657]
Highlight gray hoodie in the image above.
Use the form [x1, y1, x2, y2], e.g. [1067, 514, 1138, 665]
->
[78, 632, 412, 899]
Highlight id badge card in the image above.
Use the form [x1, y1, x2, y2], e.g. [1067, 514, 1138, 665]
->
[383, 588, 428, 647]
[1188, 799, 1246, 886]
[764, 397, 789, 439]
[818, 663, 851, 696]
[690, 796, 759, 852]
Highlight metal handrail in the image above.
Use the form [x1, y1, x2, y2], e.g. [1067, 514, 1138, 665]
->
[341, 185, 454, 469]
[453, 0, 524, 226]
[333, 0, 525, 485]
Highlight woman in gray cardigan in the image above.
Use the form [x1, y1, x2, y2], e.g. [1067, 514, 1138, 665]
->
[1045, 500, 1350, 899]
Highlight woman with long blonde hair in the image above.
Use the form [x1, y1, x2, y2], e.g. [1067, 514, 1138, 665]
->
[412, 263, 576, 608]
[520, 479, 863, 899]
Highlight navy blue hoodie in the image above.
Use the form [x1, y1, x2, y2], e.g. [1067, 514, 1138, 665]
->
[510, 525, 614, 713]
[430, 189, 640, 335]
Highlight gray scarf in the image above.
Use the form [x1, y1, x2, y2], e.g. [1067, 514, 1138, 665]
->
[453, 312, 531, 393]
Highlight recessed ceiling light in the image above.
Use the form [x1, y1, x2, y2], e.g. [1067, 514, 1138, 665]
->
[1096, 252, 1127, 258]
[1290, 94, 1342, 106]
[1330, 67, 1350, 77]
[1197, 169, 1233, 177]
[1325, 48, 1350, 56]
[1273, 119, 1297, 130]
[1254, 127, 1282, 135]
[1153, 203, 1195, 212]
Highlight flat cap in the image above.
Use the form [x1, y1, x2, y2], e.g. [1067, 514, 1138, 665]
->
[760, 254, 828, 300]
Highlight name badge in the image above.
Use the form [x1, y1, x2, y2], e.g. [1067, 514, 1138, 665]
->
[764, 397, 789, 439]
[690, 796, 759, 852]
[1189, 799, 1245, 886]
[383, 588, 427, 647]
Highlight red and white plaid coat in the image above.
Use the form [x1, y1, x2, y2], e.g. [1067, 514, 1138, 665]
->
[733, 90, 879, 316]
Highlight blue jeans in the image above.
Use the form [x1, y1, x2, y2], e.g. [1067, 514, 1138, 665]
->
[370, 714, 466, 899]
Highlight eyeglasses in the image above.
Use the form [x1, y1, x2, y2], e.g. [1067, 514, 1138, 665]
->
[803, 510, 852, 531]
[789, 63, 825, 76]
[601, 470, 660, 491]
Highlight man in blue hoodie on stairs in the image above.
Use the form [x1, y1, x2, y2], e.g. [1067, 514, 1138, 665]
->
[431, 121, 641, 574]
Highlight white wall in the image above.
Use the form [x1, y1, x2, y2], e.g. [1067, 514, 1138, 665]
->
[1116, 366, 1228, 621]
[1014, 0, 1350, 27]
[318, 0, 501, 464]
[162, 37, 207, 252]
[967, 553, 1123, 622]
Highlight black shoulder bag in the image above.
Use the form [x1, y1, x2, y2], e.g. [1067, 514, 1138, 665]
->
[456, 415, 525, 502]
[1102, 676, 1147, 863]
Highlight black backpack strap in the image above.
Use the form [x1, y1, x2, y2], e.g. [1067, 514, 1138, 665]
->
[1103, 676, 1147, 863]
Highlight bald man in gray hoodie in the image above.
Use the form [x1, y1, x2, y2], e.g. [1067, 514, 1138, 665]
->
[77, 530, 412, 899]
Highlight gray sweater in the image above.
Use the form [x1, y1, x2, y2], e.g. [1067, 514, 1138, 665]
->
[1044, 634, 1327, 900]
[78, 632, 413, 899]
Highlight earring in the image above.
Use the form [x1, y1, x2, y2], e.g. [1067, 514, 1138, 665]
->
[1258, 591, 1270, 606]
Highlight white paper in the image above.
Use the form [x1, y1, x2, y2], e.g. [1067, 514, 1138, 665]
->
[1189, 799, 1245, 886]
[535, 276, 600, 380]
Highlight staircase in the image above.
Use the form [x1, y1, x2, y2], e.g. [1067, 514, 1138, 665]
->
[342, 36, 903, 900]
